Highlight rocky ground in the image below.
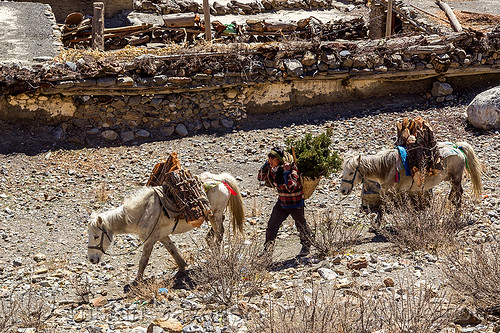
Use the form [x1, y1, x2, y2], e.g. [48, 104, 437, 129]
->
[0, 92, 499, 332]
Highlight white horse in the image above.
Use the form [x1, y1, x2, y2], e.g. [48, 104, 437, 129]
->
[87, 172, 245, 281]
[339, 141, 483, 205]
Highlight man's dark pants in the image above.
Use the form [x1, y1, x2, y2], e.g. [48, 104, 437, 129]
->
[265, 202, 313, 248]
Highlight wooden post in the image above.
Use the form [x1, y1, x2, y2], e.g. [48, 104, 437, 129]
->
[385, 0, 393, 38]
[92, 2, 105, 50]
[203, 0, 212, 41]
[436, 0, 462, 32]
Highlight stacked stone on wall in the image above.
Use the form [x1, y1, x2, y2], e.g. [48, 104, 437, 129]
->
[11, 0, 133, 21]
[1, 31, 500, 142]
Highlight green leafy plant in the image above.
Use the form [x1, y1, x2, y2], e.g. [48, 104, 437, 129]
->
[285, 129, 342, 178]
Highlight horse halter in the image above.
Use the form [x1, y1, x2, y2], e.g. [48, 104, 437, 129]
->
[88, 225, 112, 254]
[341, 158, 364, 191]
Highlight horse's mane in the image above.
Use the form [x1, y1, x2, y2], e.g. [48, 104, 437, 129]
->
[363, 149, 398, 173]
[122, 187, 156, 225]
[347, 149, 398, 175]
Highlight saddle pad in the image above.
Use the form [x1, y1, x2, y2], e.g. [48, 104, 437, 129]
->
[396, 146, 411, 176]
[153, 186, 181, 219]
[439, 142, 463, 159]
[203, 180, 221, 192]
[203, 180, 237, 195]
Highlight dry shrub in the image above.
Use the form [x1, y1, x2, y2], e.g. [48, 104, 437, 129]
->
[248, 284, 379, 333]
[0, 290, 20, 332]
[192, 235, 270, 306]
[96, 183, 110, 203]
[0, 284, 54, 332]
[373, 274, 456, 333]
[444, 239, 500, 309]
[248, 273, 455, 333]
[71, 273, 93, 304]
[310, 208, 364, 257]
[380, 191, 471, 253]
[126, 276, 174, 302]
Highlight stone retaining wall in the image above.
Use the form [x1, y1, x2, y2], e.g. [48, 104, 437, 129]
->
[1, 31, 500, 142]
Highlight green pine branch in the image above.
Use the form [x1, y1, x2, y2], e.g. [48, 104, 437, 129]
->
[285, 129, 342, 179]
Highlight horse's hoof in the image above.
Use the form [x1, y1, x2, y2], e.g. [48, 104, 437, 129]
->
[123, 280, 139, 293]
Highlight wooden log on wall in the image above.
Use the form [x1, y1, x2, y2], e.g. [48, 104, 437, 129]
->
[163, 13, 198, 28]
[436, 0, 462, 32]
[203, 0, 212, 41]
[92, 2, 105, 50]
[385, 0, 393, 38]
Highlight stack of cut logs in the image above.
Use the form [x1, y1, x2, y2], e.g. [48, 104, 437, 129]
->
[61, 11, 366, 49]
[395, 117, 442, 186]
[62, 21, 155, 49]
[61, 12, 205, 49]
[147, 153, 212, 228]
[245, 18, 308, 34]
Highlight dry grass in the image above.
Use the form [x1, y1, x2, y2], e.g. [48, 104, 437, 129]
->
[379, 191, 472, 253]
[55, 39, 322, 64]
[70, 273, 93, 304]
[310, 208, 365, 257]
[248, 272, 455, 333]
[444, 238, 500, 310]
[373, 274, 456, 333]
[56, 41, 258, 63]
[96, 183, 110, 203]
[126, 276, 174, 302]
[248, 284, 378, 333]
[191, 235, 270, 306]
[0, 284, 54, 332]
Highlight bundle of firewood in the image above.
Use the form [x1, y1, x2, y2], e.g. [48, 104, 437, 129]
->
[147, 153, 211, 227]
[395, 117, 442, 186]
[146, 152, 181, 186]
[62, 22, 155, 49]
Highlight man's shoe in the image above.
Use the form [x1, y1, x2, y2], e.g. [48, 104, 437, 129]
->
[258, 242, 274, 258]
[297, 245, 310, 257]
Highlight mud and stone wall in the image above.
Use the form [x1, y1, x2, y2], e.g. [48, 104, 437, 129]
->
[12, 0, 133, 21]
[368, 0, 446, 39]
[1, 31, 500, 142]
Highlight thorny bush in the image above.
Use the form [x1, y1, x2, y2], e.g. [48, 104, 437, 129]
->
[71, 273, 93, 304]
[192, 235, 270, 307]
[310, 208, 364, 257]
[379, 191, 472, 253]
[248, 272, 455, 333]
[126, 276, 174, 303]
[0, 283, 54, 332]
[444, 238, 500, 310]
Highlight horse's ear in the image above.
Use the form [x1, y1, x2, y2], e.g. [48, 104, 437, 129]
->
[96, 215, 103, 227]
[357, 155, 362, 164]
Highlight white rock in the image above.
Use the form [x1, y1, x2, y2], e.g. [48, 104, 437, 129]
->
[467, 86, 500, 130]
[129, 327, 147, 333]
[317, 267, 338, 280]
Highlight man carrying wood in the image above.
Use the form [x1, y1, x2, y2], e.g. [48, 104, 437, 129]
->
[257, 147, 314, 257]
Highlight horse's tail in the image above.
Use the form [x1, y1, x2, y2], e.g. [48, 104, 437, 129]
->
[456, 141, 484, 198]
[220, 173, 245, 234]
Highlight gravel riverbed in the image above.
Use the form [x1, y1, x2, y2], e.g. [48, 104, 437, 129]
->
[0, 93, 499, 332]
